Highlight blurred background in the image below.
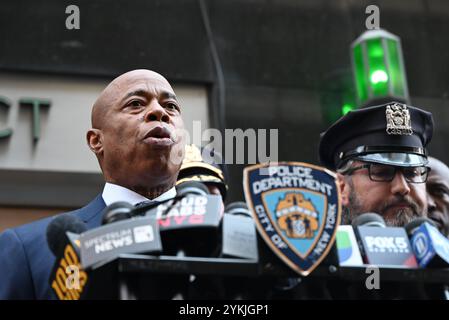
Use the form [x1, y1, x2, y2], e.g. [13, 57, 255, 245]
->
[1, 0, 449, 231]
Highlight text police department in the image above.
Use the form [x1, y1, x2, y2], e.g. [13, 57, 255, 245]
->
[252, 166, 333, 196]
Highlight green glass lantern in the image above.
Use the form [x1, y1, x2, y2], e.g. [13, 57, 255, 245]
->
[351, 29, 409, 107]
[320, 70, 356, 125]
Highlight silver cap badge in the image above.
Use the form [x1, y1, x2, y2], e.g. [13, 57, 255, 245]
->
[385, 103, 413, 135]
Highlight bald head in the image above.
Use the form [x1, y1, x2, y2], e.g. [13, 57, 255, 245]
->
[86, 69, 185, 199]
[429, 157, 449, 179]
[91, 69, 173, 129]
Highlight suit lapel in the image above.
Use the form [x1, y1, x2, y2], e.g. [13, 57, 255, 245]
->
[74, 194, 106, 229]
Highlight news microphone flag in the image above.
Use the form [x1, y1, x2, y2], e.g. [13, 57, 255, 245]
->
[410, 222, 449, 267]
[79, 216, 162, 269]
[356, 226, 418, 267]
[335, 225, 363, 266]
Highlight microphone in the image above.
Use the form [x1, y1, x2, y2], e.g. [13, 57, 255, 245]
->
[335, 225, 364, 266]
[405, 217, 437, 236]
[224, 201, 252, 218]
[319, 213, 382, 269]
[176, 180, 210, 196]
[220, 202, 302, 299]
[147, 181, 224, 299]
[352, 213, 386, 228]
[101, 201, 135, 225]
[46, 214, 88, 300]
[407, 218, 449, 267]
[143, 181, 224, 257]
[47, 214, 87, 257]
[353, 213, 418, 267]
[78, 203, 162, 270]
[221, 202, 258, 260]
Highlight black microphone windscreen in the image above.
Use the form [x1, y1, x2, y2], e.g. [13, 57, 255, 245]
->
[176, 181, 210, 196]
[46, 214, 87, 257]
[225, 201, 251, 218]
[404, 217, 437, 236]
[352, 212, 386, 228]
[101, 201, 134, 225]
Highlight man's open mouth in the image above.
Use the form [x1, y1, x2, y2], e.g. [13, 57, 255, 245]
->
[144, 126, 173, 139]
[143, 126, 175, 146]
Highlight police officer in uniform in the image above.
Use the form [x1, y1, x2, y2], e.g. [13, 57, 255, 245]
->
[317, 101, 445, 299]
[319, 101, 433, 227]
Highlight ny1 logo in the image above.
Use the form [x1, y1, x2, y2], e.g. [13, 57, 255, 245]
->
[0, 96, 51, 143]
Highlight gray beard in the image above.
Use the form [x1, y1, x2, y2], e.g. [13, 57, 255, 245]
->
[342, 187, 423, 227]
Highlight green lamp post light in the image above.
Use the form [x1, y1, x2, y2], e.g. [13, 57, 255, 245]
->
[351, 29, 409, 107]
[319, 70, 356, 125]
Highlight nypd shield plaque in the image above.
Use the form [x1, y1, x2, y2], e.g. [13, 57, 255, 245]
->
[243, 162, 341, 276]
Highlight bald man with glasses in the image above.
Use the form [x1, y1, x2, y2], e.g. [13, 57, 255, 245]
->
[319, 102, 433, 227]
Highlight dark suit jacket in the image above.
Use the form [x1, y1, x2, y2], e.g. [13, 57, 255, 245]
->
[0, 195, 106, 300]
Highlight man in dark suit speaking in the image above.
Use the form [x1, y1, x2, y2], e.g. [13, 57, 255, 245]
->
[0, 69, 186, 299]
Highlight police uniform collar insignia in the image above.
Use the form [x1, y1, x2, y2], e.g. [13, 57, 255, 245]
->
[385, 103, 413, 136]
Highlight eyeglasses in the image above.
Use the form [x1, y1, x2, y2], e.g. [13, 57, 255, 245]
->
[342, 163, 430, 183]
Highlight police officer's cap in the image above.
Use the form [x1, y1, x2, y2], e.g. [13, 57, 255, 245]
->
[177, 144, 228, 199]
[319, 102, 434, 171]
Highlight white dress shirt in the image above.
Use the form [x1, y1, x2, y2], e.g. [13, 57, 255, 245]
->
[101, 182, 176, 206]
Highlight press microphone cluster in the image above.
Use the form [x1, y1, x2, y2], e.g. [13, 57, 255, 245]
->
[46, 181, 262, 299]
[71, 181, 222, 268]
[335, 212, 411, 267]
[335, 212, 449, 270]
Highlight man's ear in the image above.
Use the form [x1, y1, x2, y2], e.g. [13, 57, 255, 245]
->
[86, 129, 103, 155]
[337, 172, 350, 207]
